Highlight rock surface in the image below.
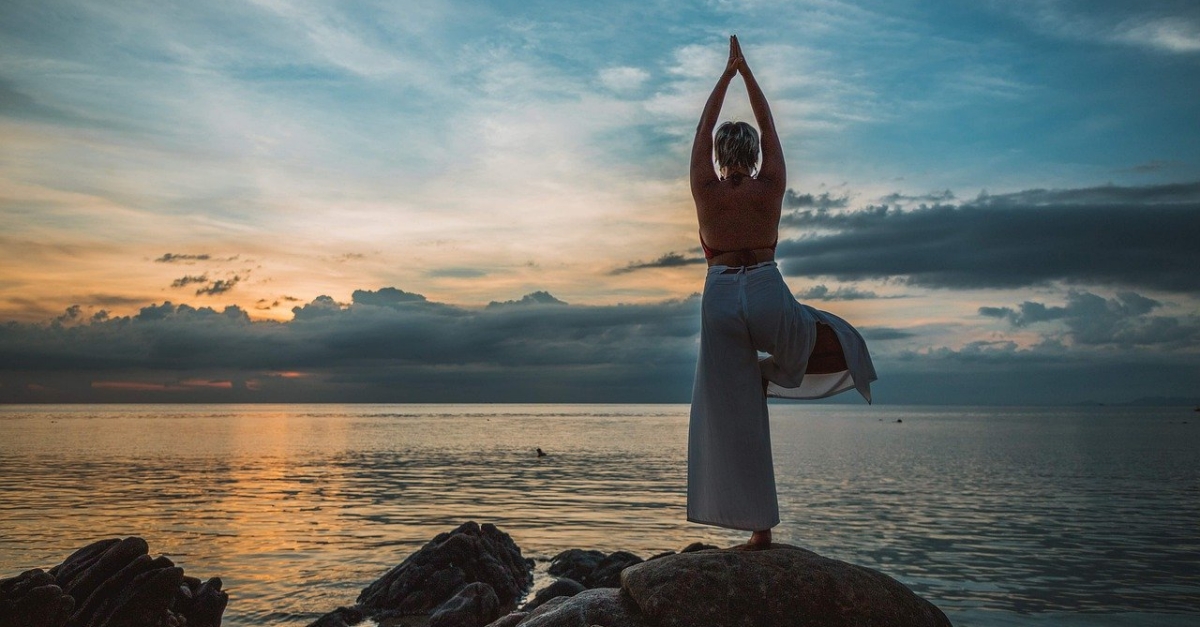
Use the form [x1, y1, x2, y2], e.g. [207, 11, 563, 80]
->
[0, 537, 227, 627]
[0, 569, 74, 627]
[310, 521, 532, 627]
[547, 550, 642, 589]
[519, 578, 585, 612]
[428, 582, 502, 627]
[620, 543, 952, 627]
[488, 588, 651, 627]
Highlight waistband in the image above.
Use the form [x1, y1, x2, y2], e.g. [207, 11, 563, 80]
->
[706, 260, 777, 275]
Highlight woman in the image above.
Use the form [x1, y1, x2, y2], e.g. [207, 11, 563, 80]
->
[688, 36, 877, 548]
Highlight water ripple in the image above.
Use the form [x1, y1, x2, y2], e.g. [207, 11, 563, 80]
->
[1, 404, 1198, 626]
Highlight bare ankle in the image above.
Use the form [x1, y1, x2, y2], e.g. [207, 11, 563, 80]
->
[748, 529, 772, 547]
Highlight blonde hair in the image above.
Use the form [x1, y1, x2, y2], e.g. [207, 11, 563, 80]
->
[714, 121, 760, 175]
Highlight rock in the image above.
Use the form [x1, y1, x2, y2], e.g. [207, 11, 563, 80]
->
[175, 577, 229, 627]
[307, 606, 365, 627]
[87, 561, 185, 627]
[0, 569, 74, 627]
[1, 537, 227, 627]
[48, 540, 121, 586]
[679, 542, 718, 553]
[60, 537, 150, 603]
[520, 578, 585, 611]
[484, 612, 527, 627]
[501, 589, 651, 627]
[584, 552, 642, 589]
[356, 522, 532, 616]
[546, 551, 604, 585]
[620, 544, 953, 627]
[429, 582, 502, 627]
[547, 551, 642, 588]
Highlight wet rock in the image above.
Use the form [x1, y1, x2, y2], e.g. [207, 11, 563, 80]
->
[483, 612, 527, 627]
[0, 537, 227, 627]
[428, 582, 502, 627]
[547, 550, 642, 589]
[356, 522, 532, 615]
[307, 606, 365, 627]
[61, 537, 150, 604]
[620, 543, 953, 627]
[546, 551, 604, 586]
[679, 542, 718, 553]
[584, 552, 642, 589]
[311, 522, 532, 627]
[175, 577, 229, 627]
[519, 578, 585, 611]
[494, 589, 651, 627]
[0, 569, 74, 627]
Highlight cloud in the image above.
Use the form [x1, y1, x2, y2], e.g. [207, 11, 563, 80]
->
[1121, 160, 1184, 174]
[979, 290, 1200, 348]
[795, 284, 883, 301]
[155, 253, 212, 263]
[428, 267, 489, 278]
[2, 285, 1196, 404]
[859, 327, 918, 341]
[599, 66, 650, 92]
[351, 287, 427, 306]
[784, 190, 850, 210]
[486, 291, 567, 308]
[1013, 1, 1200, 54]
[878, 190, 955, 204]
[0, 77, 86, 124]
[170, 275, 209, 288]
[776, 182, 1200, 293]
[612, 252, 706, 275]
[0, 288, 701, 402]
[1114, 15, 1200, 53]
[195, 277, 240, 296]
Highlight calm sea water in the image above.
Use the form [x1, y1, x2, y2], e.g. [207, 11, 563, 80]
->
[1, 404, 1197, 626]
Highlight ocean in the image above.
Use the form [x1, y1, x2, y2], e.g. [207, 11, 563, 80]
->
[1, 404, 1197, 626]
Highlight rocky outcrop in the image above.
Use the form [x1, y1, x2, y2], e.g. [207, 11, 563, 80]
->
[310, 521, 532, 627]
[7, 526, 951, 627]
[0, 537, 227, 627]
[620, 544, 952, 627]
[490, 543, 952, 627]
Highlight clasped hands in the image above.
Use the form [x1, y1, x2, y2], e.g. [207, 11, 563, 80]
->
[724, 35, 751, 76]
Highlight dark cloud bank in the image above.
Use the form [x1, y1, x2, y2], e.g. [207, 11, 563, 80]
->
[777, 181, 1200, 293]
[2, 285, 1195, 405]
[0, 288, 703, 403]
[2, 182, 1197, 404]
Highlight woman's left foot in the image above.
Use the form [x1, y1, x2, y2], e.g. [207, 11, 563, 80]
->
[748, 529, 771, 549]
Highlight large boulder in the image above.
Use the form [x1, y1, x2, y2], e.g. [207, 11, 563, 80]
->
[620, 544, 952, 627]
[0, 537, 227, 627]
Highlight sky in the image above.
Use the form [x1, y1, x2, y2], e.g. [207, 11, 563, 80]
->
[1, 0, 1198, 404]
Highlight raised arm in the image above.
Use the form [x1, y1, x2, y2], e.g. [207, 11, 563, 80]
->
[690, 37, 741, 194]
[737, 41, 786, 189]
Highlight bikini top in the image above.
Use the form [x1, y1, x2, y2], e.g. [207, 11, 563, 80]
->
[699, 231, 779, 260]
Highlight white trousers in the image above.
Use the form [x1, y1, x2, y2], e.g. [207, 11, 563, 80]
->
[688, 262, 876, 531]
